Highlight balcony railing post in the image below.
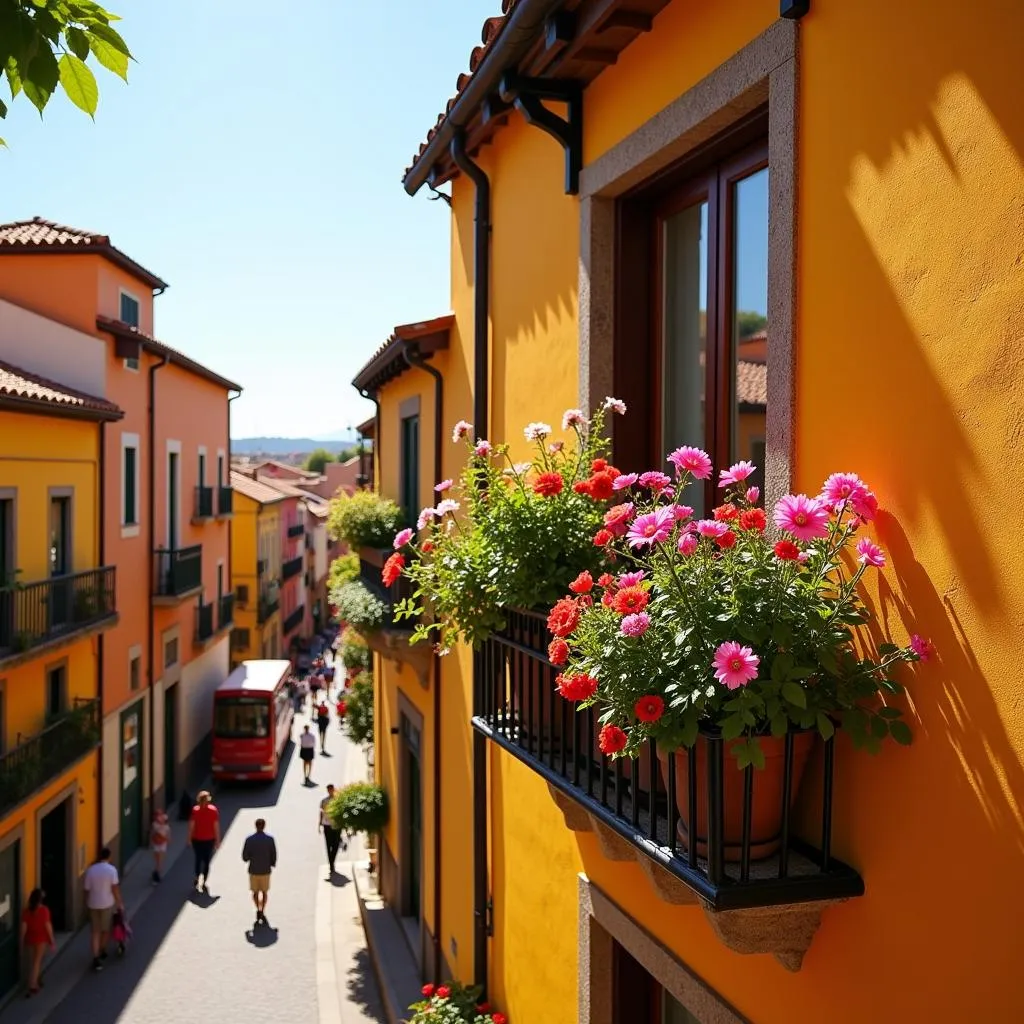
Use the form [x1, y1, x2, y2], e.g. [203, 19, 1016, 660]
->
[707, 734, 725, 886]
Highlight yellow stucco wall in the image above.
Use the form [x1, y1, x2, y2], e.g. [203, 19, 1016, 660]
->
[230, 490, 282, 661]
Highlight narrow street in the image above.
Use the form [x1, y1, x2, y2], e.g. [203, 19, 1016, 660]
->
[20, 710, 384, 1024]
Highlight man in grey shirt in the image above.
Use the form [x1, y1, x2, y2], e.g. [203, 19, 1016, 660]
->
[242, 818, 277, 927]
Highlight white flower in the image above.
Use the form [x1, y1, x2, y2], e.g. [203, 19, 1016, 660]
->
[417, 507, 438, 531]
[452, 420, 473, 442]
[524, 421, 552, 442]
[513, 462, 532, 475]
[561, 409, 586, 430]
[548, 441, 564, 454]
[435, 499, 460, 516]
[603, 397, 627, 415]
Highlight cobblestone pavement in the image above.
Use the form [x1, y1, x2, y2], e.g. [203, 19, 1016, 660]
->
[32, 710, 383, 1024]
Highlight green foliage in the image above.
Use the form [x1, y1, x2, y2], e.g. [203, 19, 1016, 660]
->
[394, 404, 624, 649]
[327, 781, 388, 836]
[328, 490, 404, 550]
[329, 552, 359, 593]
[736, 310, 768, 339]
[304, 448, 336, 474]
[332, 581, 386, 633]
[342, 671, 374, 747]
[407, 982, 501, 1024]
[339, 627, 372, 671]
[0, 1, 132, 143]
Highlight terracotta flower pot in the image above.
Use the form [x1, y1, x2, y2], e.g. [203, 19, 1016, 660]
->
[657, 731, 815, 862]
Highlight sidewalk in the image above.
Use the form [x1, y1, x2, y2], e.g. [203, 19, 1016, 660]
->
[0, 804, 195, 1024]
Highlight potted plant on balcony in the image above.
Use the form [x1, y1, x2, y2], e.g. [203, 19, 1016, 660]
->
[327, 780, 388, 875]
[408, 982, 507, 1024]
[549, 452, 933, 860]
[327, 491, 404, 568]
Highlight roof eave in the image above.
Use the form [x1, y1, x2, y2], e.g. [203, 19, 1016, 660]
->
[0, 393, 123, 422]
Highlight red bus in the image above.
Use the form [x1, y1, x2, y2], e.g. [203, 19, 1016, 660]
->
[212, 660, 294, 781]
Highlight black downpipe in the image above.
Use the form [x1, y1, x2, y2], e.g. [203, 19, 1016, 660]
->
[403, 341, 445, 979]
[449, 129, 492, 997]
[147, 354, 169, 814]
[359, 388, 381, 491]
[97, 420, 106, 854]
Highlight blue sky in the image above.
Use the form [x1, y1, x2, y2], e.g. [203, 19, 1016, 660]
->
[1, 1, 497, 439]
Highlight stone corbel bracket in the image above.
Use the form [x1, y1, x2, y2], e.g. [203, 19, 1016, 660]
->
[364, 628, 433, 688]
[547, 782, 842, 970]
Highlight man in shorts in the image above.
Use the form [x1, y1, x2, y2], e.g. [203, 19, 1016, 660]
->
[241, 818, 277, 927]
[83, 848, 123, 971]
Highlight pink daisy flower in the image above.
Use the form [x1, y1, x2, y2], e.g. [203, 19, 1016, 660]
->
[910, 635, 935, 662]
[435, 499, 460, 516]
[820, 472, 869, 509]
[626, 507, 676, 548]
[620, 612, 651, 638]
[719, 460, 757, 488]
[474, 440, 493, 457]
[695, 519, 729, 539]
[667, 446, 713, 480]
[678, 534, 699, 556]
[435, 479, 454, 493]
[393, 528, 413, 550]
[773, 494, 830, 542]
[613, 473, 638, 491]
[856, 538, 886, 568]
[672, 504, 694, 521]
[851, 490, 879, 524]
[548, 441, 564, 454]
[639, 471, 672, 492]
[617, 571, 646, 587]
[452, 420, 473, 442]
[603, 396, 627, 414]
[713, 641, 760, 690]
[747, 486, 760, 505]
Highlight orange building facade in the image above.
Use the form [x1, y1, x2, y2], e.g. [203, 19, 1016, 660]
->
[0, 218, 240, 867]
[355, 2, 1024, 1022]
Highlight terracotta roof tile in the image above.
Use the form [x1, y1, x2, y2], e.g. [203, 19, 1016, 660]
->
[736, 360, 767, 408]
[256, 476, 329, 516]
[230, 471, 286, 505]
[0, 359, 123, 420]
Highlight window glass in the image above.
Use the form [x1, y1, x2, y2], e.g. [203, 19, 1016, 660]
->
[123, 446, 137, 525]
[46, 666, 65, 718]
[129, 655, 140, 691]
[164, 637, 178, 668]
[215, 697, 270, 739]
[119, 293, 140, 327]
[400, 415, 420, 528]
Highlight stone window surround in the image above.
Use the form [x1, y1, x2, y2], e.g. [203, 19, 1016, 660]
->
[578, 875, 749, 1024]
[578, 17, 798, 506]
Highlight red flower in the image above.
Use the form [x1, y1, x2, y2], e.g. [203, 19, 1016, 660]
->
[713, 503, 739, 522]
[422, 540, 435, 553]
[587, 471, 616, 501]
[336, 700, 347, 716]
[382, 553, 405, 587]
[557, 672, 598, 701]
[593, 529, 613, 547]
[716, 530, 737, 550]
[591, 458, 608, 473]
[597, 573, 616, 590]
[774, 539, 800, 561]
[604, 503, 634, 536]
[547, 598, 580, 638]
[436, 985, 451, 999]
[634, 695, 665, 723]
[601, 592, 615, 608]
[493, 1015, 508, 1024]
[421, 984, 435, 998]
[344, 678, 352, 689]
[477, 1005, 491, 1015]
[612, 586, 649, 615]
[573, 480, 593, 496]
[739, 508, 766, 533]
[569, 571, 594, 594]
[599, 724, 628, 754]
[547, 639, 569, 665]
[533, 471, 564, 497]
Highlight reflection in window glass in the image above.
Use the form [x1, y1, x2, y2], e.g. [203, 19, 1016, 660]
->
[731, 167, 769, 497]
[215, 698, 270, 739]
[662, 200, 709, 515]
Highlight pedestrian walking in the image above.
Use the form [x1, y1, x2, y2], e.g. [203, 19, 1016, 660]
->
[316, 700, 331, 753]
[335, 697, 346, 730]
[241, 818, 278, 927]
[188, 790, 221, 893]
[319, 784, 346, 876]
[150, 807, 171, 884]
[83, 848, 123, 972]
[20, 889, 54, 997]
[299, 724, 316, 783]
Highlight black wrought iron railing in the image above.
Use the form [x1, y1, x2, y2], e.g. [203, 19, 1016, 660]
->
[472, 608, 865, 911]
[0, 567, 116, 658]
[194, 486, 214, 519]
[283, 606, 303, 635]
[218, 486, 233, 516]
[258, 594, 279, 624]
[0, 700, 99, 816]
[153, 546, 202, 598]
[288, 523, 304, 539]
[195, 601, 215, 644]
[358, 554, 414, 630]
[219, 593, 234, 631]
[282, 556, 303, 580]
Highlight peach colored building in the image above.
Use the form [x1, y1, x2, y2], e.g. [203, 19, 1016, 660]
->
[0, 217, 240, 866]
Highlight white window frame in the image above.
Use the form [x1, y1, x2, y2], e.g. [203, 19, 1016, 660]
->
[166, 439, 182, 549]
[120, 432, 141, 538]
[119, 288, 142, 371]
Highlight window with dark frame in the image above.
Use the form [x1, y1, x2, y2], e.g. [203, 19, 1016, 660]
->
[123, 444, 138, 525]
[120, 293, 141, 369]
[46, 665, 66, 720]
[400, 414, 420, 529]
[129, 654, 140, 691]
[164, 637, 178, 669]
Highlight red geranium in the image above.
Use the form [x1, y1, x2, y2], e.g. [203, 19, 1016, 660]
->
[597, 572, 616, 590]
[573, 480, 593, 496]
[533, 471, 564, 497]
[568, 571, 593, 594]
[593, 528, 613, 547]
[604, 503, 634, 536]
[421, 984, 435, 997]
[713, 503, 739, 522]
[422, 540, 435, 553]
[382, 553, 405, 587]
[547, 598, 580, 638]
[599, 724, 628, 754]
[557, 672, 598, 701]
[774, 539, 800, 561]
[493, 1015, 508, 1024]
[634, 695, 664, 723]
[716, 530, 737, 550]
[739, 507, 766, 533]
[587, 471, 616, 501]
[548, 639, 569, 665]
[591, 458, 608, 473]
[436, 985, 451, 999]
[612, 585, 649, 615]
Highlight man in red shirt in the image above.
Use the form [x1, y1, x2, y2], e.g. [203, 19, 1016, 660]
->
[188, 790, 221, 893]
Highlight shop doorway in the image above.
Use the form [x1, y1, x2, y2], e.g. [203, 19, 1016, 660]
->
[39, 799, 70, 932]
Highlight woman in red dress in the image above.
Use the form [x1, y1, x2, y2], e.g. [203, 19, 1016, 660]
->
[20, 889, 55, 996]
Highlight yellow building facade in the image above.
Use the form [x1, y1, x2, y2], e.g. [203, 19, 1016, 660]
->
[228, 472, 283, 665]
[0, 363, 122, 1000]
[355, 1, 1024, 1022]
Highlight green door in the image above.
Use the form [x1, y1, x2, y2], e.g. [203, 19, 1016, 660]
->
[120, 703, 143, 866]
[0, 841, 20, 1000]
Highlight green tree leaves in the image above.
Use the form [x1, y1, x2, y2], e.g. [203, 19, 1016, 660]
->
[0, 0, 131, 140]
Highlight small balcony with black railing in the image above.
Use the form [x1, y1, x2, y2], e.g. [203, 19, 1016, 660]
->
[153, 546, 202, 603]
[0, 699, 100, 816]
[194, 600, 215, 647]
[283, 605, 304, 636]
[258, 589, 279, 625]
[282, 555, 304, 581]
[217, 485, 233, 517]
[219, 593, 234, 631]
[192, 485, 215, 523]
[287, 522, 304, 539]
[472, 608, 865, 971]
[0, 567, 117, 667]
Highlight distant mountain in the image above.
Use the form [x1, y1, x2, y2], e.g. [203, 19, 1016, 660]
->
[231, 437, 358, 455]
[312, 429, 359, 442]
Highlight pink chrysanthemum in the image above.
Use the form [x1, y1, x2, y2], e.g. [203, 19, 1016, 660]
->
[820, 472, 869, 509]
[713, 641, 760, 690]
[747, 486, 760, 505]
[678, 534, 699, 556]
[613, 473, 638, 491]
[603, 396, 627, 415]
[718, 460, 757, 488]
[393, 528, 413, 550]
[856, 538, 886, 568]
[667, 446, 713, 480]
[474, 440, 493, 457]
[452, 420, 473, 442]
[695, 519, 729, 539]
[639, 471, 672, 492]
[617, 571, 645, 587]
[417, 507, 438, 531]
[620, 613, 651, 637]
[773, 494, 830, 542]
[562, 408, 587, 430]
[435, 479, 454, 493]
[626, 507, 676, 548]
[672, 504, 694, 521]
[910, 635, 936, 662]
[435, 499, 460, 516]
[524, 422, 552, 442]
